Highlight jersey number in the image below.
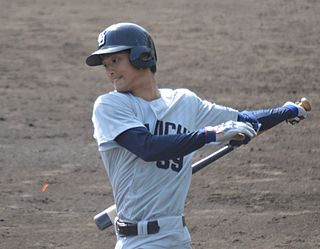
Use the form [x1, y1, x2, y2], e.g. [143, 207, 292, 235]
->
[156, 157, 184, 173]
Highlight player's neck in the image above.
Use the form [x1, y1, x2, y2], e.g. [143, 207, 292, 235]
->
[131, 74, 160, 101]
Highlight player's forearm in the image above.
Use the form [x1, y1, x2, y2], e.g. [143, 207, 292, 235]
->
[115, 127, 208, 161]
[239, 106, 298, 132]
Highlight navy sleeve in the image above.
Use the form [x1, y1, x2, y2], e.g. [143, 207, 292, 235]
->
[238, 106, 296, 132]
[115, 127, 212, 161]
[116, 107, 297, 162]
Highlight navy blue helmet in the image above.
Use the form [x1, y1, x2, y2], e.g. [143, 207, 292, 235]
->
[86, 23, 157, 72]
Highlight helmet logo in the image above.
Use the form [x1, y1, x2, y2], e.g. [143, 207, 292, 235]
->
[98, 31, 106, 48]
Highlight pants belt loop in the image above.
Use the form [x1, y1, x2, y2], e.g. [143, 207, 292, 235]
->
[137, 220, 149, 235]
[114, 217, 119, 236]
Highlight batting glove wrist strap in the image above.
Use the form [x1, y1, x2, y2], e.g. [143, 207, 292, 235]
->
[201, 128, 217, 143]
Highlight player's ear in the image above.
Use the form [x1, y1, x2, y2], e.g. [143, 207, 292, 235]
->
[129, 46, 156, 69]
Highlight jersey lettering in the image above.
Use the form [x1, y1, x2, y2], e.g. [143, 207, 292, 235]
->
[145, 120, 189, 173]
[148, 120, 190, 135]
[164, 122, 176, 134]
[156, 156, 183, 172]
[154, 120, 164, 135]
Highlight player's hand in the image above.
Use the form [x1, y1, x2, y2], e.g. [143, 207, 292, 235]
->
[283, 101, 307, 125]
[205, 121, 257, 144]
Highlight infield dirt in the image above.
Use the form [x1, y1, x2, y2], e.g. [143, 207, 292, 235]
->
[1, 0, 319, 248]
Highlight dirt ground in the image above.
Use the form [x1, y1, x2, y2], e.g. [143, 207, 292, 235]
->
[1, 0, 319, 248]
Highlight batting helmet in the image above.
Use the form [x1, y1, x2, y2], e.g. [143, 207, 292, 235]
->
[86, 23, 157, 73]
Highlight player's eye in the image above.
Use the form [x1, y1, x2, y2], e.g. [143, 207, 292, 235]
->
[112, 57, 121, 64]
[102, 55, 123, 70]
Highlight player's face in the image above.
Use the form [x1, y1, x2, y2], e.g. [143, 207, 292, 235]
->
[101, 52, 146, 93]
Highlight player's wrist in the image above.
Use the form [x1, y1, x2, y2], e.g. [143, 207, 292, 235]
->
[238, 112, 260, 132]
[200, 127, 217, 143]
[283, 102, 299, 117]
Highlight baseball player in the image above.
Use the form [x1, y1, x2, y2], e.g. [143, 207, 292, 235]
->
[86, 23, 307, 249]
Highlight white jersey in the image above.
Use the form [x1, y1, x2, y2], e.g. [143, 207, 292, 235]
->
[92, 88, 238, 223]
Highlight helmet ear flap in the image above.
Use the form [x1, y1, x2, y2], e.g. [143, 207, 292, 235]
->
[129, 46, 156, 69]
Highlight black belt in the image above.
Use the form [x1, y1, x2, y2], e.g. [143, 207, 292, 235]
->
[116, 216, 186, 237]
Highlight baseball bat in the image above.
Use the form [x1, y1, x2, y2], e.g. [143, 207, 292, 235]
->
[93, 144, 235, 231]
[94, 97, 311, 231]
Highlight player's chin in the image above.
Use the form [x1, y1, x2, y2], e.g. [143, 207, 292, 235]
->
[113, 84, 128, 93]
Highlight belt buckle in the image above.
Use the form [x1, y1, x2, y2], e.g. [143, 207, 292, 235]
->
[116, 220, 130, 236]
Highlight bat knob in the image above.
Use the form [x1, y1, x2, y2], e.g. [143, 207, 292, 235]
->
[299, 97, 311, 112]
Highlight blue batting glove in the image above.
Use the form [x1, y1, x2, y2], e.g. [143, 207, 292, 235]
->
[283, 101, 307, 125]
